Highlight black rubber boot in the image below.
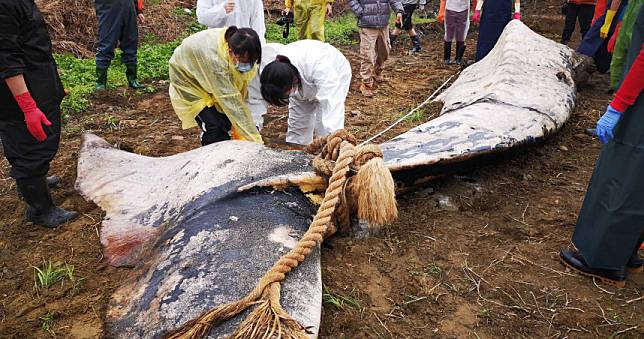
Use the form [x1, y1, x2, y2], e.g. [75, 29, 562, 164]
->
[17, 175, 61, 199]
[16, 177, 79, 228]
[96, 66, 108, 90]
[390, 33, 399, 46]
[443, 41, 452, 64]
[125, 63, 145, 89]
[455, 42, 466, 65]
[410, 35, 421, 54]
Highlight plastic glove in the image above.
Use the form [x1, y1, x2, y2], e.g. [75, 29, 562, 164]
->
[596, 105, 622, 144]
[472, 10, 481, 23]
[513, 12, 521, 20]
[15, 92, 51, 142]
[437, 13, 444, 24]
[600, 10, 616, 39]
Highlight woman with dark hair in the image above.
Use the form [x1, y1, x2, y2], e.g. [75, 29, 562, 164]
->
[169, 26, 263, 145]
[259, 40, 351, 145]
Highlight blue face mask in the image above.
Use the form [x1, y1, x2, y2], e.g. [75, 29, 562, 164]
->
[235, 62, 253, 73]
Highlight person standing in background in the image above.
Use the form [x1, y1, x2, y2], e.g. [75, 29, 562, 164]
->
[390, 0, 426, 54]
[348, 0, 404, 98]
[472, 0, 521, 61]
[438, 0, 472, 64]
[0, 0, 79, 228]
[94, 0, 145, 90]
[561, 0, 597, 46]
[284, 0, 333, 41]
[196, 0, 266, 43]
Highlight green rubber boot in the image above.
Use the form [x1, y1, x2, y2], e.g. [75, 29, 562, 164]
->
[96, 66, 108, 90]
[125, 63, 145, 89]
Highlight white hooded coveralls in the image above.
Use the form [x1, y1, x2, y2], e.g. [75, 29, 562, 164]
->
[196, 0, 266, 42]
[256, 40, 351, 145]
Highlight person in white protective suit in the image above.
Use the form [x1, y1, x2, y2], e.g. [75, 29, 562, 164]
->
[196, 0, 266, 42]
[259, 40, 351, 145]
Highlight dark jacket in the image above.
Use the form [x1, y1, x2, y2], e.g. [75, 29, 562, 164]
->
[0, 0, 64, 120]
[348, 0, 405, 28]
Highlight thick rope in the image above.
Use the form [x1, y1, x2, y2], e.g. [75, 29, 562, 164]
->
[166, 141, 356, 339]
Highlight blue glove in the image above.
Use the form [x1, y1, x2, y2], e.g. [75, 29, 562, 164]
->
[596, 105, 622, 144]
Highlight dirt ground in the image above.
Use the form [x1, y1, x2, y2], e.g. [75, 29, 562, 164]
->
[1, 4, 643, 339]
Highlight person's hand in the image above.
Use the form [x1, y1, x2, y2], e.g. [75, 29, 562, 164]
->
[437, 12, 444, 24]
[513, 12, 521, 20]
[224, 0, 235, 14]
[396, 13, 403, 25]
[600, 10, 616, 39]
[419, 5, 425, 11]
[472, 10, 481, 23]
[137, 13, 145, 23]
[15, 92, 51, 142]
[326, 3, 332, 16]
[282, 8, 292, 15]
[596, 105, 622, 144]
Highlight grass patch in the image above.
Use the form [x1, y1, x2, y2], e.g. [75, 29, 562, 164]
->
[266, 13, 359, 45]
[322, 284, 361, 310]
[40, 311, 56, 335]
[33, 261, 77, 291]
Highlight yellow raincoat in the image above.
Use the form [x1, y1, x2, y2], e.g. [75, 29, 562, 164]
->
[285, 0, 332, 41]
[169, 28, 262, 143]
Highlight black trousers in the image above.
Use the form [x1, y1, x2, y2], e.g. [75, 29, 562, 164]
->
[195, 106, 231, 146]
[561, 3, 595, 45]
[0, 109, 61, 180]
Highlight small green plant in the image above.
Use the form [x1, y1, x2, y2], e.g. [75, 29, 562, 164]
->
[322, 284, 361, 310]
[105, 115, 120, 131]
[479, 308, 491, 318]
[405, 110, 425, 122]
[40, 311, 56, 334]
[33, 261, 68, 291]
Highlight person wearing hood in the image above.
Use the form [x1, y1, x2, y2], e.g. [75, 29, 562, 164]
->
[259, 40, 351, 145]
[169, 27, 263, 146]
[196, 0, 266, 43]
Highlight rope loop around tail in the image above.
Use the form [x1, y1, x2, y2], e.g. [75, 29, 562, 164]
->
[166, 131, 397, 339]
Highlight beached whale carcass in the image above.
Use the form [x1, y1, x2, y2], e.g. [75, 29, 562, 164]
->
[382, 20, 592, 186]
[74, 20, 591, 339]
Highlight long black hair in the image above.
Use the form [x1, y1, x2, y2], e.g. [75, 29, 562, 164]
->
[224, 26, 262, 66]
[260, 55, 302, 107]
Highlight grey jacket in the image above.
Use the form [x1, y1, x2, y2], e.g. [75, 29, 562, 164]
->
[401, 0, 426, 6]
[348, 0, 405, 28]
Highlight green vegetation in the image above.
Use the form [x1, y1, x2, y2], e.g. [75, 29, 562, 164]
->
[266, 13, 359, 45]
[32, 261, 76, 291]
[322, 284, 362, 310]
[40, 311, 56, 335]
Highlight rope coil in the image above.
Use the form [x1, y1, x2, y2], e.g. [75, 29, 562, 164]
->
[166, 130, 397, 339]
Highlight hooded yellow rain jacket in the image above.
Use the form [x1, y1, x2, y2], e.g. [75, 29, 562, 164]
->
[169, 27, 262, 143]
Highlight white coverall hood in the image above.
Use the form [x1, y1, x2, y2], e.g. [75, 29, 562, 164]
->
[278, 40, 352, 145]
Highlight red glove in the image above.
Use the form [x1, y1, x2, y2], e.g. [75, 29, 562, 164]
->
[15, 92, 51, 142]
[472, 10, 481, 23]
[513, 12, 521, 21]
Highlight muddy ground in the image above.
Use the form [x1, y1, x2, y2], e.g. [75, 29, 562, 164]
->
[1, 6, 643, 339]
